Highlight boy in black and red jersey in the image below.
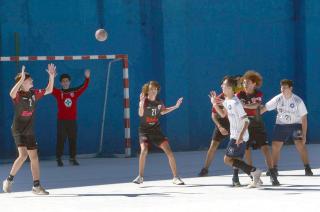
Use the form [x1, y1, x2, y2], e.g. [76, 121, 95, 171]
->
[52, 70, 90, 167]
[236, 70, 279, 186]
[2, 64, 56, 195]
[132, 81, 185, 185]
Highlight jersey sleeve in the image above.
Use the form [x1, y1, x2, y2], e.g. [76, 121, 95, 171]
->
[52, 87, 60, 98]
[298, 100, 308, 117]
[265, 95, 279, 111]
[255, 91, 263, 103]
[75, 78, 90, 98]
[34, 89, 46, 101]
[12, 92, 20, 104]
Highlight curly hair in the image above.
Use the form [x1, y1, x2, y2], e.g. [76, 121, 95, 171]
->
[141, 81, 161, 96]
[242, 70, 263, 88]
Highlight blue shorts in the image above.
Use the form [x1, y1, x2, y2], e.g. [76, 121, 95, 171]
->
[225, 139, 246, 158]
[272, 124, 303, 143]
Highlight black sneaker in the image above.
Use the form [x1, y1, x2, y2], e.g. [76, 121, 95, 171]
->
[305, 165, 313, 176]
[266, 167, 278, 176]
[269, 169, 280, 186]
[198, 168, 208, 177]
[57, 159, 64, 167]
[69, 159, 80, 166]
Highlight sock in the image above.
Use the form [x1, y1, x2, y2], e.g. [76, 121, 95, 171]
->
[304, 164, 310, 168]
[33, 180, 40, 187]
[7, 175, 14, 182]
[232, 159, 256, 175]
[233, 168, 239, 177]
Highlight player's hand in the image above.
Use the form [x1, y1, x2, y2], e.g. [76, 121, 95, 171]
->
[85, 69, 91, 78]
[235, 137, 243, 146]
[175, 97, 183, 108]
[20, 65, 26, 81]
[139, 93, 146, 104]
[209, 91, 223, 105]
[46, 63, 57, 77]
[218, 126, 229, 136]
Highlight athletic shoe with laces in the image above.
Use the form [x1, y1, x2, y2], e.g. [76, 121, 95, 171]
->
[3, 179, 13, 193]
[132, 175, 144, 184]
[198, 168, 209, 177]
[32, 186, 49, 195]
[57, 159, 64, 167]
[269, 169, 280, 186]
[173, 177, 185, 185]
[266, 167, 278, 176]
[247, 169, 262, 188]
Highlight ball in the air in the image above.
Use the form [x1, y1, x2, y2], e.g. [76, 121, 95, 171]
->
[95, 29, 108, 42]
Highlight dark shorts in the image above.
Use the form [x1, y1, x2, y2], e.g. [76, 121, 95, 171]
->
[212, 118, 230, 141]
[272, 124, 303, 143]
[139, 130, 168, 147]
[225, 139, 246, 158]
[246, 118, 269, 150]
[13, 135, 38, 150]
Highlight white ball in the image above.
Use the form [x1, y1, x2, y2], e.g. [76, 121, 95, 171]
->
[95, 29, 108, 42]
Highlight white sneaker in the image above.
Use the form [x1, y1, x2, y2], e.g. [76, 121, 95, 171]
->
[247, 169, 262, 188]
[132, 176, 144, 184]
[32, 186, 49, 195]
[3, 180, 13, 193]
[173, 177, 185, 185]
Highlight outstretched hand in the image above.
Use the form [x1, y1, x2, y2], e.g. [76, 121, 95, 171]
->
[46, 63, 57, 77]
[175, 97, 183, 108]
[20, 65, 26, 81]
[85, 69, 91, 78]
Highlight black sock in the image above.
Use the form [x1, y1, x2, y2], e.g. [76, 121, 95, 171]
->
[274, 165, 278, 170]
[7, 175, 14, 182]
[33, 180, 40, 187]
[304, 164, 310, 168]
[232, 159, 256, 175]
[233, 168, 239, 177]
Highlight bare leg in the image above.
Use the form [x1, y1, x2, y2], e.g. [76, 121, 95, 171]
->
[27, 149, 40, 181]
[244, 149, 252, 166]
[138, 143, 148, 177]
[294, 140, 310, 165]
[9, 147, 28, 176]
[272, 141, 283, 167]
[203, 140, 219, 169]
[261, 145, 273, 169]
[160, 142, 178, 177]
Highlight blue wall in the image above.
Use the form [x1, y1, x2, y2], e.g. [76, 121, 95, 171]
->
[0, 0, 319, 159]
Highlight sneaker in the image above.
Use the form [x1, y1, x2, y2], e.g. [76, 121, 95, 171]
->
[3, 180, 13, 193]
[232, 176, 241, 187]
[57, 159, 64, 167]
[132, 175, 144, 184]
[305, 166, 313, 176]
[247, 169, 262, 188]
[69, 159, 80, 166]
[198, 168, 209, 177]
[173, 177, 185, 185]
[266, 167, 278, 176]
[32, 186, 49, 195]
[269, 169, 280, 186]
[250, 175, 263, 186]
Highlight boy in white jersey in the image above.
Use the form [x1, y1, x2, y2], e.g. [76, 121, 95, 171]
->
[211, 76, 262, 188]
[261, 79, 313, 176]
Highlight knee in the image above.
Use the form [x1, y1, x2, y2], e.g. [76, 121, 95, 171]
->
[18, 152, 28, 161]
[29, 153, 39, 162]
[224, 156, 232, 165]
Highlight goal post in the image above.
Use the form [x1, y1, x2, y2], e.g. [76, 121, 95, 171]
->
[0, 54, 131, 157]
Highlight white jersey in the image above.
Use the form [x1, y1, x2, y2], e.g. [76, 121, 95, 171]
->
[265, 93, 308, 125]
[223, 96, 249, 141]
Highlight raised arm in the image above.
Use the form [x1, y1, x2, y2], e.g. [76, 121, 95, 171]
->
[10, 65, 26, 99]
[160, 97, 183, 115]
[138, 93, 146, 117]
[74, 69, 90, 97]
[45, 63, 57, 95]
[210, 91, 227, 118]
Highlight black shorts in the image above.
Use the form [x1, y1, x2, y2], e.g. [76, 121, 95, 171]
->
[211, 118, 230, 142]
[13, 135, 38, 150]
[246, 118, 269, 150]
[139, 130, 168, 147]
